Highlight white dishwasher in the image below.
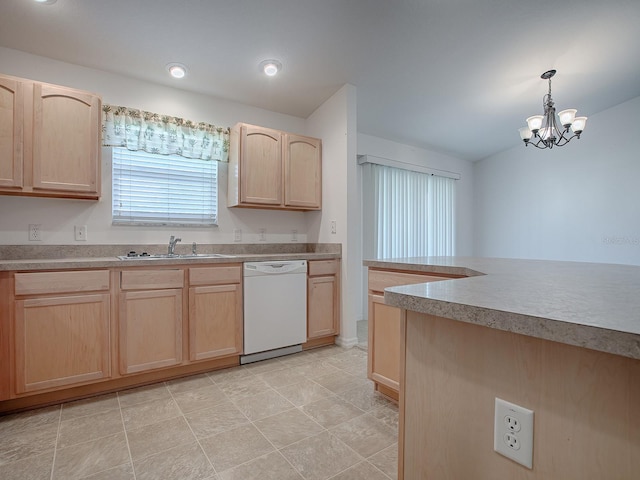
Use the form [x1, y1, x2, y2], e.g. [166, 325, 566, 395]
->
[241, 260, 307, 364]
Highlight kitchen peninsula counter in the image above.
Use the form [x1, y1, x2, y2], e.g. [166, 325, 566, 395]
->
[364, 256, 640, 479]
[365, 256, 640, 360]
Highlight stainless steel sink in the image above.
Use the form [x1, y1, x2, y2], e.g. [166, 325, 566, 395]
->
[117, 253, 236, 260]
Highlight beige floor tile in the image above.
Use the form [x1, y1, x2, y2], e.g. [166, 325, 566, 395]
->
[121, 397, 181, 431]
[165, 373, 214, 394]
[241, 358, 287, 375]
[53, 433, 129, 480]
[58, 408, 124, 448]
[254, 408, 324, 448]
[369, 404, 399, 432]
[207, 365, 251, 384]
[301, 396, 365, 429]
[277, 351, 314, 367]
[200, 424, 274, 473]
[126, 415, 195, 461]
[172, 383, 227, 413]
[133, 442, 215, 480]
[232, 389, 294, 421]
[184, 401, 249, 439]
[276, 379, 334, 407]
[312, 371, 371, 395]
[325, 351, 368, 371]
[0, 450, 53, 480]
[61, 393, 119, 421]
[337, 384, 393, 412]
[340, 362, 369, 378]
[329, 414, 397, 458]
[0, 423, 58, 466]
[368, 443, 398, 480]
[217, 375, 271, 400]
[329, 461, 390, 480]
[0, 405, 60, 436]
[257, 368, 307, 389]
[117, 382, 171, 408]
[79, 462, 135, 480]
[304, 346, 344, 359]
[280, 431, 362, 480]
[291, 360, 341, 379]
[219, 451, 303, 480]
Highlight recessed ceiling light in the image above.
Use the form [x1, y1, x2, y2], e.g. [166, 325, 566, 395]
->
[166, 63, 187, 79]
[34, 0, 57, 4]
[259, 59, 282, 77]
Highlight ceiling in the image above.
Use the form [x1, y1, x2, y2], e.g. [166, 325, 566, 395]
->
[2, 0, 640, 161]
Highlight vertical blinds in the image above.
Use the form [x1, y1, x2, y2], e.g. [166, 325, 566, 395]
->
[369, 164, 455, 257]
[112, 147, 218, 226]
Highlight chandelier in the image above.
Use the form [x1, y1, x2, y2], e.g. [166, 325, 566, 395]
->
[519, 70, 587, 149]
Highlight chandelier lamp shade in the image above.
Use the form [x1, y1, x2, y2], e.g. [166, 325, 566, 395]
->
[519, 70, 587, 149]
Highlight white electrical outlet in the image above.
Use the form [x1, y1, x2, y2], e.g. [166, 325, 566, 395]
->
[259, 228, 267, 241]
[291, 229, 298, 242]
[494, 398, 534, 469]
[330, 220, 337, 234]
[74, 225, 88, 241]
[28, 224, 42, 241]
[234, 229, 242, 242]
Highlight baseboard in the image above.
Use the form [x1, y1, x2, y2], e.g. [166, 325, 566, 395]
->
[336, 335, 358, 348]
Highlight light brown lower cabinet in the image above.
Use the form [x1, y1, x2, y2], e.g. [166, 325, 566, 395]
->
[306, 259, 340, 347]
[13, 270, 111, 394]
[119, 269, 184, 375]
[367, 268, 463, 401]
[188, 265, 243, 361]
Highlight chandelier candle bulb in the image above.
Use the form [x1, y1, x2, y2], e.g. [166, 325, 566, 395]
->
[571, 116, 587, 133]
[558, 109, 577, 127]
[526, 115, 543, 133]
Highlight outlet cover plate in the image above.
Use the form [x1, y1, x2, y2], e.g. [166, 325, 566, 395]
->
[494, 397, 534, 469]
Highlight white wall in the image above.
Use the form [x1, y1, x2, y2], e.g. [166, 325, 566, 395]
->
[306, 84, 359, 346]
[0, 47, 310, 245]
[473, 95, 640, 266]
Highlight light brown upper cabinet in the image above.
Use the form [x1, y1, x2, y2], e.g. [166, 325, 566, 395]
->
[0, 73, 101, 200]
[228, 122, 322, 211]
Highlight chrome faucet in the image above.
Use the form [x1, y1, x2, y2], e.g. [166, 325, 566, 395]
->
[168, 235, 182, 255]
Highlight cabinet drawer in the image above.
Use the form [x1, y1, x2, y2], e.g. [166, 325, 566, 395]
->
[120, 269, 184, 290]
[15, 270, 110, 296]
[368, 269, 454, 293]
[189, 265, 241, 286]
[309, 259, 339, 276]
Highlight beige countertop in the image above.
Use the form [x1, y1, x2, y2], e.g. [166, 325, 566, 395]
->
[0, 243, 341, 271]
[0, 252, 339, 271]
[364, 256, 640, 360]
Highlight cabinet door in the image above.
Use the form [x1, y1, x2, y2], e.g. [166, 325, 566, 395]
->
[239, 124, 282, 205]
[284, 133, 321, 209]
[368, 293, 400, 393]
[119, 289, 183, 374]
[308, 275, 338, 339]
[15, 294, 111, 394]
[32, 83, 101, 196]
[189, 284, 242, 361]
[0, 75, 24, 189]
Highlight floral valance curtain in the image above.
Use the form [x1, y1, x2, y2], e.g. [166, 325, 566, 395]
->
[102, 104, 229, 162]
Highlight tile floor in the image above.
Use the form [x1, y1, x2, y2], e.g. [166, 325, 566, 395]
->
[0, 345, 398, 480]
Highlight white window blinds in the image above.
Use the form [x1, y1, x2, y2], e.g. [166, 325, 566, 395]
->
[112, 147, 218, 226]
[366, 163, 456, 257]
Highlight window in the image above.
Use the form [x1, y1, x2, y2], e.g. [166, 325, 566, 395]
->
[112, 147, 218, 226]
[364, 163, 456, 257]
